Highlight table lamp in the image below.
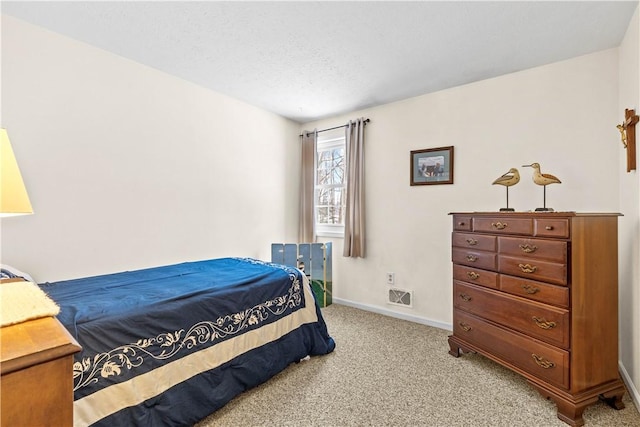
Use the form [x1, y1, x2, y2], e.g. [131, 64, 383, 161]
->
[0, 129, 54, 327]
[1, 129, 33, 217]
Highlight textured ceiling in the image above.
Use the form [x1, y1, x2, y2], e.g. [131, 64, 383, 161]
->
[2, 1, 638, 123]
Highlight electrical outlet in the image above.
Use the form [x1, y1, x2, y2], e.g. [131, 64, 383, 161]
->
[386, 272, 395, 285]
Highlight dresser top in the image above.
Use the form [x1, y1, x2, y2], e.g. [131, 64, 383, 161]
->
[449, 212, 622, 217]
[1, 316, 81, 375]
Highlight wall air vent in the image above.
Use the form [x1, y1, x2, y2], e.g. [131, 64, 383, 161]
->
[388, 288, 412, 307]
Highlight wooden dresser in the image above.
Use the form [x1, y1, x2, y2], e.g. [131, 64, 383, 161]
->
[1, 311, 81, 426]
[448, 212, 625, 427]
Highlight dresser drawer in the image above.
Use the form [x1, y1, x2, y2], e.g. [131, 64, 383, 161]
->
[498, 255, 567, 286]
[452, 248, 497, 271]
[452, 215, 472, 231]
[499, 275, 569, 308]
[452, 232, 496, 251]
[453, 265, 498, 289]
[454, 281, 570, 349]
[472, 217, 533, 235]
[534, 218, 569, 238]
[453, 310, 569, 389]
[498, 236, 567, 263]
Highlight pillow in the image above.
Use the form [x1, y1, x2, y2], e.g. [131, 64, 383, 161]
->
[0, 264, 35, 283]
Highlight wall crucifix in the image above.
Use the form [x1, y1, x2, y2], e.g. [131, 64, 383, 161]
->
[617, 108, 639, 172]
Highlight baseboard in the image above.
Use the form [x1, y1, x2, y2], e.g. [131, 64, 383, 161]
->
[332, 297, 453, 331]
[619, 361, 640, 411]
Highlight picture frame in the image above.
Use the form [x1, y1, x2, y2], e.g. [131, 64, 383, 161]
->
[410, 146, 454, 186]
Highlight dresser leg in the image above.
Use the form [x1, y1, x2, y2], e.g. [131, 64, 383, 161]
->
[448, 336, 461, 357]
[448, 335, 477, 357]
[600, 388, 625, 410]
[556, 400, 587, 427]
[529, 380, 626, 426]
[528, 381, 589, 427]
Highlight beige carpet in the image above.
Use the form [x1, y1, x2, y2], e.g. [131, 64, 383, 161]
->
[196, 304, 640, 427]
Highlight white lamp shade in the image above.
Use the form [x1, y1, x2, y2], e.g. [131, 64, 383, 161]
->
[1, 129, 33, 217]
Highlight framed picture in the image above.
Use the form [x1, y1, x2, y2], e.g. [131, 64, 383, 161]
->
[410, 146, 454, 186]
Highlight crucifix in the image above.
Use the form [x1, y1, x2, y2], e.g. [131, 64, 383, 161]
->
[617, 108, 639, 172]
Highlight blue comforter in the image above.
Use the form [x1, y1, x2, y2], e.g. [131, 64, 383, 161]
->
[40, 257, 335, 426]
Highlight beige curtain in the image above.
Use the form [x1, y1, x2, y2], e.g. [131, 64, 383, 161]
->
[299, 130, 317, 243]
[343, 118, 366, 257]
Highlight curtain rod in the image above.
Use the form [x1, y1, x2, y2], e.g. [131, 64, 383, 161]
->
[299, 118, 370, 137]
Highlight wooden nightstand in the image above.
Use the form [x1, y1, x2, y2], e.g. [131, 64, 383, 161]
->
[1, 296, 81, 426]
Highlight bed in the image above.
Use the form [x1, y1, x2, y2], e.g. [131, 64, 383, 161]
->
[37, 257, 336, 427]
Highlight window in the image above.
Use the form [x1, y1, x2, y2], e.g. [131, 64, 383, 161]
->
[315, 136, 346, 237]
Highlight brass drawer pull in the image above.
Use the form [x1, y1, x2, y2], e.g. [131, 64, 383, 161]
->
[459, 293, 472, 302]
[532, 316, 557, 329]
[459, 322, 472, 332]
[491, 222, 507, 230]
[519, 243, 538, 253]
[521, 284, 540, 294]
[545, 226, 553, 230]
[466, 255, 478, 262]
[532, 354, 555, 369]
[518, 263, 537, 273]
[466, 238, 478, 246]
[467, 271, 480, 280]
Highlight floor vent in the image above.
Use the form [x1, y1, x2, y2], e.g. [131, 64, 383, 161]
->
[388, 288, 412, 307]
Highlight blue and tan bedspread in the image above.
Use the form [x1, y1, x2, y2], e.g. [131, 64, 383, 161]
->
[40, 257, 335, 426]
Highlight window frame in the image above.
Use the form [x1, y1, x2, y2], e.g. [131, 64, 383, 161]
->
[315, 135, 346, 238]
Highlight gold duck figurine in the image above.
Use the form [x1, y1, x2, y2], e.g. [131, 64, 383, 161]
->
[522, 163, 561, 211]
[492, 168, 520, 211]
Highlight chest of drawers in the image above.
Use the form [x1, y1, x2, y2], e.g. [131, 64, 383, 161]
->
[448, 212, 625, 427]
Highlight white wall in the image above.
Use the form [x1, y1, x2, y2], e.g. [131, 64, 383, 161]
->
[2, 8, 638, 406]
[618, 5, 640, 408]
[305, 48, 620, 327]
[0, 16, 301, 282]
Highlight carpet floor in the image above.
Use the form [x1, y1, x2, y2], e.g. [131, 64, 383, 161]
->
[196, 304, 640, 427]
